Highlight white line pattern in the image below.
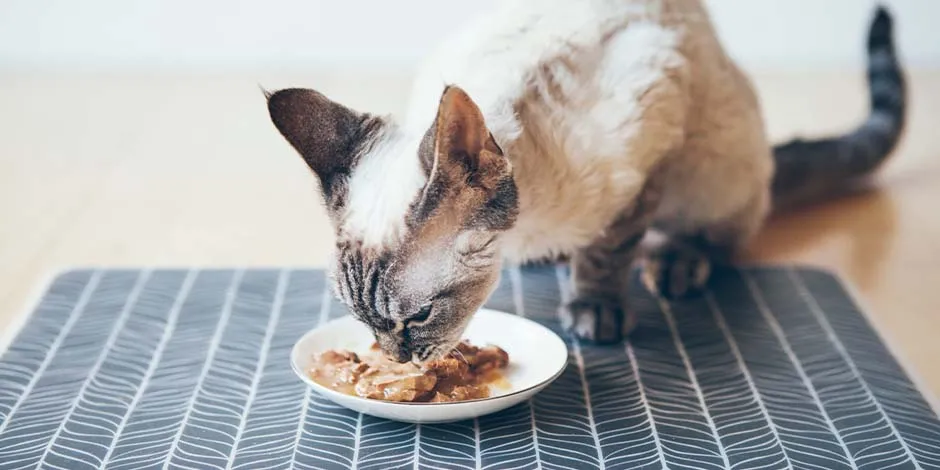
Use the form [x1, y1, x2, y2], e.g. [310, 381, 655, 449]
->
[625, 341, 667, 468]
[554, 267, 606, 470]
[509, 267, 544, 470]
[0, 271, 103, 438]
[293, 276, 363, 470]
[166, 270, 283, 469]
[549, 267, 665, 469]
[662, 288, 792, 469]
[0, 266, 938, 470]
[103, 270, 240, 469]
[795, 268, 940, 468]
[1, 271, 137, 470]
[474, 418, 482, 470]
[36, 270, 151, 469]
[473, 269, 544, 470]
[289, 280, 333, 470]
[656, 298, 732, 470]
[709, 270, 858, 470]
[788, 268, 923, 470]
[413, 423, 421, 469]
[351, 413, 364, 470]
[417, 418, 476, 469]
[225, 270, 317, 470]
[162, 269, 246, 469]
[100, 270, 198, 468]
[704, 291, 793, 469]
[225, 270, 290, 470]
[741, 271, 857, 467]
[628, 287, 728, 469]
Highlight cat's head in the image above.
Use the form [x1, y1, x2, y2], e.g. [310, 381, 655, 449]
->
[267, 85, 518, 363]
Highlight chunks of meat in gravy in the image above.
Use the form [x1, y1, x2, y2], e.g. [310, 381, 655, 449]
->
[310, 341, 509, 402]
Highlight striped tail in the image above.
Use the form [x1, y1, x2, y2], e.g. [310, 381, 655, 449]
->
[771, 6, 906, 211]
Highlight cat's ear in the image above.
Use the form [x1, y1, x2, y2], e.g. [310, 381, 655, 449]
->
[425, 86, 509, 191]
[267, 88, 379, 204]
[413, 86, 517, 231]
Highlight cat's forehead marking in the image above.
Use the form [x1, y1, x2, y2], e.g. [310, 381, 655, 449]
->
[343, 128, 427, 248]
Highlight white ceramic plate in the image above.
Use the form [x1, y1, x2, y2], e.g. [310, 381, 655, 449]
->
[291, 308, 568, 423]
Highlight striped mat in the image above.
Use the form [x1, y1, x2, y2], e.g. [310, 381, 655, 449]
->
[0, 266, 938, 469]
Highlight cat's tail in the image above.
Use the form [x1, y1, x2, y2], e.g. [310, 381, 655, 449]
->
[770, 5, 906, 211]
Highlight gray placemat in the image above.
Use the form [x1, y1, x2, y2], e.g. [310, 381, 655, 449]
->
[0, 266, 938, 470]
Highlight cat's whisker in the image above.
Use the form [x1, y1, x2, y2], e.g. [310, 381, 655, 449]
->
[451, 346, 469, 366]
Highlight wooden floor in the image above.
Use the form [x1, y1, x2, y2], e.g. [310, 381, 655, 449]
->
[2, 69, 938, 399]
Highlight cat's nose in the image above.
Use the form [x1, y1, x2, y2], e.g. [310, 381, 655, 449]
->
[392, 347, 412, 363]
[382, 343, 412, 363]
[374, 334, 413, 363]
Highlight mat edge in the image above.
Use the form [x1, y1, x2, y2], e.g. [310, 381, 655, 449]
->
[740, 262, 940, 418]
[821, 270, 940, 420]
[0, 267, 65, 356]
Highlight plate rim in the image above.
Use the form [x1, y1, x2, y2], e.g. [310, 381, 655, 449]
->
[290, 308, 569, 408]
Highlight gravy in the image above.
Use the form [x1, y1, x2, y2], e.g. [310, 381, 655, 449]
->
[309, 341, 510, 403]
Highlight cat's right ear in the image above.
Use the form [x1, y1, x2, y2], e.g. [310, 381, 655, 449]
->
[266, 88, 379, 206]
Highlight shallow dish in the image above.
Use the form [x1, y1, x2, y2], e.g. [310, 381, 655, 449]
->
[290, 308, 568, 423]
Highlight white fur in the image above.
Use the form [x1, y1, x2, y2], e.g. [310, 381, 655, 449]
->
[347, 0, 774, 258]
[344, 128, 427, 247]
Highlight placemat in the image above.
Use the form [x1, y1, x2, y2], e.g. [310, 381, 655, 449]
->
[0, 266, 938, 470]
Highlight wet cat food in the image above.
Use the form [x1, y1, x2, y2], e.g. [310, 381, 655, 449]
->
[309, 341, 509, 403]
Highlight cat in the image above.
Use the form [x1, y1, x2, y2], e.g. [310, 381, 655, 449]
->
[266, 0, 905, 362]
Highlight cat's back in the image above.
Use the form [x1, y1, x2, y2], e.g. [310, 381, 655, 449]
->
[405, 0, 711, 138]
[405, 0, 736, 260]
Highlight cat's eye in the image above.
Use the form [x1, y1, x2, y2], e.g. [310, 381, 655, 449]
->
[408, 304, 433, 325]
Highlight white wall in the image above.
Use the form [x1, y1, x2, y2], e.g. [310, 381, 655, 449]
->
[1, 0, 937, 71]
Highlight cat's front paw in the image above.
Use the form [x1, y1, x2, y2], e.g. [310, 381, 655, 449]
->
[641, 244, 711, 299]
[559, 296, 637, 344]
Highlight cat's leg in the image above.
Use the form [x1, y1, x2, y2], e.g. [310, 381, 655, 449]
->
[561, 179, 663, 343]
[554, 27, 690, 339]
[642, 188, 769, 299]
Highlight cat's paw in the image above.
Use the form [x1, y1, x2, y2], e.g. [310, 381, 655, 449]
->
[559, 296, 637, 344]
[641, 244, 711, 299]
